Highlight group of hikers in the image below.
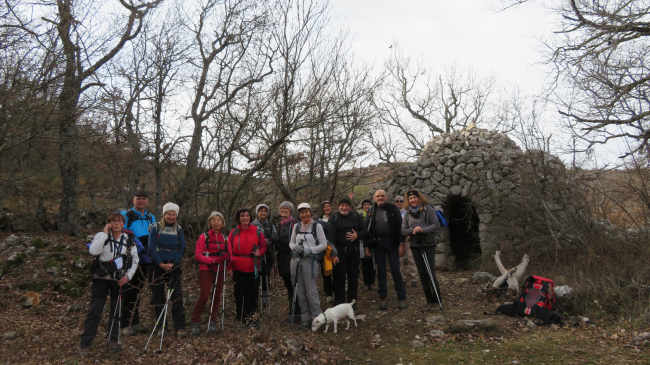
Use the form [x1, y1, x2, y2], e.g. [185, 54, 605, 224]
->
[78, 188, 444, 356]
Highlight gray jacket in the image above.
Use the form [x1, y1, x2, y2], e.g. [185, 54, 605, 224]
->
[400, 205, 440, 247]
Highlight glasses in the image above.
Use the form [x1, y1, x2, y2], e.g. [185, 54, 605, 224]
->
[395, 200, 404, 203]
[110, 220, 124, 223]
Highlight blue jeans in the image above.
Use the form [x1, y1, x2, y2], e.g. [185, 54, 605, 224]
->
[374, 236, 406, 301]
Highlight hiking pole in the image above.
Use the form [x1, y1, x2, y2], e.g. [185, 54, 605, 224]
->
[555, 303, 579, 327]
[289, 254, 302, 330]
[141, 287, 173, 355]
[207, 263, 221, 333]
[419, 236, 443, 312]
[105, 284, 123, 350]
[221, 262, 226, 330]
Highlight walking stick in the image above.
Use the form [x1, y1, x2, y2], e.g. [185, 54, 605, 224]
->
[207, 263, 221, 332]
[141, 287, 173, 354]
[106, 284, 123, 350]
[418, 236, 443, 312]
[221, 262, 226, 330]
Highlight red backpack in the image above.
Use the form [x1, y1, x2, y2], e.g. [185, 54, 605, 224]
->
[497, 275, 563, 324]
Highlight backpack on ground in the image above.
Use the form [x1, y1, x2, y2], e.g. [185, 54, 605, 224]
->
[496, 275, 563, 324]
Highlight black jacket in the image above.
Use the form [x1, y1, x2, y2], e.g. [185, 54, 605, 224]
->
[276, 217, 300, 256]
[363, 202, 403, 248]
[327, 211, 368, 247]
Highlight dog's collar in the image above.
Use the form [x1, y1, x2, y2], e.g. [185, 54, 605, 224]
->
[323, 313, 327, 323]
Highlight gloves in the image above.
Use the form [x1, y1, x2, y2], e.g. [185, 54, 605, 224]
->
[302, 246, 312, 257]
[210, 253, 230, 265]
[294, 245, 304, 254]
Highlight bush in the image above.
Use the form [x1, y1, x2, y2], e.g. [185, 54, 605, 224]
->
[32, 238, 45, 249]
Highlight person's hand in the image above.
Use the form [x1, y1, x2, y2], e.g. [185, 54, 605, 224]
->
[364, 247, 371, 257]
[413, 226, 423, 234]
[399, 244, 405, 258]
[333, 256, 340, 264]
[118, 276, 129, 286]
[345, 229, 358, 241]
[253, 250, 261, 257]
[294, 245, 304, 254]
[159, 263, 173, 271]
[226, 270, 233, 277]
[103, 224, 112, 234]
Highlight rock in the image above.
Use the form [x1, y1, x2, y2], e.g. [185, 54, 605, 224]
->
[555, 285, 573, 299]
[73, 257, 90, 270]
[4, 235, 20, 247]
[411, 340, 424, 348]
[429, 330, 445, 338]
[3, 331, 18, 340]
[46, 267, 58, 275]
[24, 246, 37, 257]
[526, 320, 538, 330]
[285, 339, 300, 351]
[59, 283, 81, 298]
[67, 303, 86, 312]
[449, 186, 462, 195]
[472, 272, 496, 283]
[633, 332, 650, 342]
[425, 315, 448, 324]
[22, 291, 41, 308]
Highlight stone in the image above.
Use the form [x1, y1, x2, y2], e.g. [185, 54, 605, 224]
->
[411, 340, 424, 348]
[493, 171, 503, 182]
[4, 235, 20, 247]
[449, 186, 462, 196]
[3, 331, 18, 340]
[24, 246, 37, 257]
[421, 169, 432, 179]
[425, 315, 448, 324]
[453, 163, 467, 174]
[22, 292, 41, 308]
[472, 272, 497, 283]
[526, 320, 538, 330]
[433, 171, 443, 181]
[46, 267, 58, 275]
[436, 186, 450, 195]
[633, 332, 650, 342]
[286, 339, 301, 351]
[555, 285, 573, 299]
[429, 330, 445, 338]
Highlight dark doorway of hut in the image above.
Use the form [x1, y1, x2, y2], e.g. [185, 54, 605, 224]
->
[443, 195, 481, 269]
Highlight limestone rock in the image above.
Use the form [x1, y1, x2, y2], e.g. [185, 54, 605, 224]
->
[429, 330, 445, 338]
[555, 285, 573, 299]
[3, 331, 18, 340]
[472, 272, 497, 283]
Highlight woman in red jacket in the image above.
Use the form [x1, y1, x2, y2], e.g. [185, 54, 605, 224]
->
[191, 211, 230, 335]
[228, 208, 266, 328]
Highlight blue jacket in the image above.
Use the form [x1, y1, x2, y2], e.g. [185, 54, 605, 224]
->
[121, 208, 156, 239]
[149, 224, 185, 265]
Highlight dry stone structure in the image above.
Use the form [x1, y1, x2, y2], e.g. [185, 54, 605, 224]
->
[375, 127, 545, 269]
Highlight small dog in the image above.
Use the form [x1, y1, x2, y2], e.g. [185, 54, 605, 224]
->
[311, 300, 357, 333]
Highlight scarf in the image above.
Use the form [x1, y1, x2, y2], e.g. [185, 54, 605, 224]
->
[408, 205, 422, 219]
[281, 216, 294, 226]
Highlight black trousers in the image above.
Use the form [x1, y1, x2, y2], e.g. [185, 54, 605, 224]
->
[121, 263, 148, 328]
[260, 252, 274, 292]
[150, 265, 186, 330]
[362, 255, 376, 286]
[333, 243, 360, 305]
[411, 245, 442, 304]
[320, 262, 334, 296]
[80, 278, 121, 348]
[232, 271, 260, 322]
[278, 253, 301, 316]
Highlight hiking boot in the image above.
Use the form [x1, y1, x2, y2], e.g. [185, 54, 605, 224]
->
[122, 327, 137, 337]
[326, 296, 334, 303]
[425, 303, 440, 312]
[190, 322, 200, 336]
[410, 280, 418, 287]
[398, 300, 407, 310]
[132, 323, 149, 334]
[78, 346, 89, 358]
[207, 322, 222, 334]
[298, 321, 310, 331]
[379, 299, 388, 310]
[107, 341, 121, 353]
[177, 328, 188, 338]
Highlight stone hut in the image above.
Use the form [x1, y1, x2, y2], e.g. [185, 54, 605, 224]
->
[374, 127, 537, 269]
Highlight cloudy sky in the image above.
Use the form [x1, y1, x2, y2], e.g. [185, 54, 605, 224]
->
[330, 0, 555, 93]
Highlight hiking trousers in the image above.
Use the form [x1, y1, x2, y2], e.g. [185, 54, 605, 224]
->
[374, 236, 406, 301]
[400, 238, 419, 282]
[291, 255, 322, 322]
[232, 271, 259, 323]
[191, 269, 224, 323]
[151, 265, 186, 330]
[411, 245, 442, 304]
[333, 243, 360, 305]
[121, 263, 148, 328]
[80, 278, 121, 348]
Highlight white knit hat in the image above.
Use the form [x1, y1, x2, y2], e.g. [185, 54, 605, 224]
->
[256, 204, 270, 214]
[162, 202, 180, 216]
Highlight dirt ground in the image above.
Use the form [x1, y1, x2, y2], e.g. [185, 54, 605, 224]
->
[1, 233, 649, 364]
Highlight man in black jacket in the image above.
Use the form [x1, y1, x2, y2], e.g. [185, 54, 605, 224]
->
[364, 190, 407, 310]
[327, 196, 368, 311]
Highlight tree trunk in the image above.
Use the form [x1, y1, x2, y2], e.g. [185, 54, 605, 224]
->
[57, 80, 81, 235]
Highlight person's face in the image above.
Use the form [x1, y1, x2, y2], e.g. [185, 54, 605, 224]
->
[339, 203, 350, 215]
[279, 206, 291, 218]
[362, 202, 371, 212]
[374, 190, 387, 206]
[110, 218, 124, 232]
[164, 211, 177, 224]
[239, 211, 251, 226]
[210, 217, 223, 231]
[299, 209, 311, 222]
[258, 207, 268, 220]
[408, 194, 419, 207]
[394, 198, 404, 210]
[133, 195, 148, 210]
[322, 203, 332, 215]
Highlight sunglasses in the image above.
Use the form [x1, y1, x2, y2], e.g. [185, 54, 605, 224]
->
[394, 200, 404, 203]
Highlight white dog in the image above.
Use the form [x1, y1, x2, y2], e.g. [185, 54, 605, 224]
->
[311, 300, 357, 333]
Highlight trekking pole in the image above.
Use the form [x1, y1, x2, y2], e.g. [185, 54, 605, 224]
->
[105, 284, 123, 350]
[141, 288, 173, 355]
[289, 254, 302, 330]
[419, 236, 443, 312]
[221, 262, 226, 330]
[207, 263, 221, 333]
[156, 289, 172, 353]
[555, 303, 579, 327]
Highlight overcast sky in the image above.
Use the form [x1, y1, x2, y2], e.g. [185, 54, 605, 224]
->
[330, 0, 554, 93]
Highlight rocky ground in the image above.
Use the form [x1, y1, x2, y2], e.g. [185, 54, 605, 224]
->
[1, 232, 649, 364]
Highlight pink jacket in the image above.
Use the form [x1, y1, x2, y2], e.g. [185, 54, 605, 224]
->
[195, 229, 230, 271]
[228, 225, 266, 273]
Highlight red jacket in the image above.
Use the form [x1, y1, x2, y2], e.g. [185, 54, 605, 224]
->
[195, 229, 230, 271]
[228, 224, 266, 273]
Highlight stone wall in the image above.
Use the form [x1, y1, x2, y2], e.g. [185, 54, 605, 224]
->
[373, 127, 534, 269]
